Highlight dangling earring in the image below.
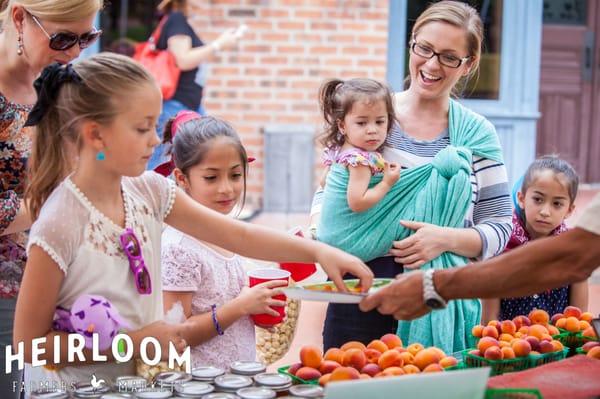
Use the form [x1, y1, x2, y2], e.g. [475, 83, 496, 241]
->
[96, 151, 106, 161]
[17, 33, 24, 56]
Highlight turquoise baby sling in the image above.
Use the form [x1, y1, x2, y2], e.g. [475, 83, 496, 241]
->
[317, 99, 504, 354]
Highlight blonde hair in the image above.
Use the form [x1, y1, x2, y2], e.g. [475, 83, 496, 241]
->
[410, 0, 483, 96]
[26, 53, 155, 220]
[0, 0, 102, 28]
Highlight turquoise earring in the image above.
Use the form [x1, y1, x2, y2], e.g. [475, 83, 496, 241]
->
[96, 151, 106, 161]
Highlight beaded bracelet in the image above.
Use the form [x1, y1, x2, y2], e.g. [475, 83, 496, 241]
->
[211, 304, 224, 336]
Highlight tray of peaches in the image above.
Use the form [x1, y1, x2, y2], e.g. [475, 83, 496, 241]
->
[282, 278, 392, 304]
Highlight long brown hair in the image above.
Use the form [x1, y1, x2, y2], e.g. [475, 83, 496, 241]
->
[26, 53, 155, 220]
[318, 78, 396, 149]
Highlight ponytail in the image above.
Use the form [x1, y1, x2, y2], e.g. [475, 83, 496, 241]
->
[318, 79, 345, 148]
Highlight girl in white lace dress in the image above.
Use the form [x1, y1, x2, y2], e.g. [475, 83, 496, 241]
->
[157, 113, 283, 369]
[12, 53, 373, 390]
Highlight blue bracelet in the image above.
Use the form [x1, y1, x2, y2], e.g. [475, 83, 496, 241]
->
[211, 304, 224, 336]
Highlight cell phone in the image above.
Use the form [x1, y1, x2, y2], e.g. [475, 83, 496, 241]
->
[592, 318, 600, 339]
[235, 24, 248, 39]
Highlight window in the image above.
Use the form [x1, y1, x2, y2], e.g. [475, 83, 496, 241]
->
[405, 0, 503, 100]
[543, 0, 586, 25]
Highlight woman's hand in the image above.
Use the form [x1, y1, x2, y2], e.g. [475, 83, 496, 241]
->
[132, 321, 187, 360]
[213, 28, 240, 51]
[315, 243, 374, 293]
[390, 221, 450, 269]
[235, 280, 288, 317]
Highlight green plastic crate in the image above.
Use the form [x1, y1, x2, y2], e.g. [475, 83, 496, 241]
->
[463, 349, 530, 376]
[277, 365, 319, 385]
[484, 388, 543, 399]
[528, 348, 568, 367]
[552, 329, 597, 351]
[575, 347, 586, 355]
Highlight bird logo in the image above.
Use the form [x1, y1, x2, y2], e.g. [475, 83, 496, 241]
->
[90, 373, 106, 389]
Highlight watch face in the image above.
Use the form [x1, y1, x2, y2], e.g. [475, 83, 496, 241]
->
[425, 298, 445, 309]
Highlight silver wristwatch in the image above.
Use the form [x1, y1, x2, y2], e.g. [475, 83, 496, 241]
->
[423, 269, 447, 310]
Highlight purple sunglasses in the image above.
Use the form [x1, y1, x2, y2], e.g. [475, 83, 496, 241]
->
[119, 228, 152, 295]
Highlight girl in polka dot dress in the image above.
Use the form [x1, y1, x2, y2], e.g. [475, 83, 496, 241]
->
[481, 156, 588, 322]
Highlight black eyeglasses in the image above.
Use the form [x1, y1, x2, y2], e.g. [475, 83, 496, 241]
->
[410, 41, 471, 69]
[28, 11, 102, 51]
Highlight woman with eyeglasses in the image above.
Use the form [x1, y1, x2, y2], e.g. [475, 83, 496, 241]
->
[313, 1, 513, 353]
[0, 0, 102, 396]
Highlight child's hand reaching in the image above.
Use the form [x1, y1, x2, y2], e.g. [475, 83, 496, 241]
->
[235, 280, 288, 317]
[382, 162, 401, 186]
[133, 321, 188, 360]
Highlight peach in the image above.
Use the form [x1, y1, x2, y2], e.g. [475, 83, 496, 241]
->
[482, 326, 500, 339]
[393, 347, 408, 354]
[319, 360, 341, 374]
[403, 364, 421, 374]
[380, 366, 405, 376]
[380, 334, 403, 350]
[287, 363, 302, 376]
[469, 349, 482, 358]
[555, 317, 567, 329]
[499, 341, 511, 349]
[538, 340, 555, 354]
[378, 349, 404, 369]
[579, 320, 591, 331]
[580, 312, 594, 322]
[296, 367, 322, 381]
[547, 325, 560, 336]
[565, 316, 581, 333]
[367, 339, 389, 354]
[528, 309, 550, 325]
[525, 336, 541, 352]
[586, 346, 600, 360]
[486, 320, 502, 336]
[341, 341, 366, 351]
[582, 341, 600, 353]
[413, 348, 443, 371]
[501, 347, 516, 359]
[500, 320, 517, 335]
[514, 332, 524, 339]
[472, 325, 485, 338]
[477, 337, 500, 354]
[484, 346, 503, 360]
[511, 339, 532, 357]
[398, 351, 415, 366]
[550, 313, 564, 325]
[429, 347, 446, 359]
[551, 340, 564, 352]
[300, 345, 323, 369]
[583, 326, 597, 338]
[563, 306, 582, 319]
[359, 373, 372, 379]
[364, 348, 382, 364]
[540, 334, 553, 342]
[529, 324, 549, 340]
[439, 356, 458, 368]
[360, 363, 381, 377]
[329, 367, 360, 382]
[513, 315, 531, 330]
[318, 373, 331, 386]
[530, 350, 540, 356]
[499, 333, 514, 343]
[422, 363, 444, 372]
[342, 348, 367, 370]
[407, 343, 424, 356]
[324, 348, 345, 365]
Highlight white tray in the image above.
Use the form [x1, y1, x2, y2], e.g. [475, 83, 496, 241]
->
[282, 278, 392, 304]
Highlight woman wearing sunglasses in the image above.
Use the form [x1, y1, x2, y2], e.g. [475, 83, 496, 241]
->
[0, 0, 102, 396]
[312, 1, 513, 354]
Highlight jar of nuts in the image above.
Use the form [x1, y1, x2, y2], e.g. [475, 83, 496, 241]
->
[255, 295, 300, 365]
[135, 359, 186, 382]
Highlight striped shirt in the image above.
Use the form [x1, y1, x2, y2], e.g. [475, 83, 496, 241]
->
[311, 124, 513, 260]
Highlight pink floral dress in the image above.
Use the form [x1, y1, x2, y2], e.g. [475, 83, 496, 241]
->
[323, 146, 385, 175]
[161, 226, 256, 369]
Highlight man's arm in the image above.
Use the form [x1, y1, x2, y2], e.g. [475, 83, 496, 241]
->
[436, 228, 600, 300]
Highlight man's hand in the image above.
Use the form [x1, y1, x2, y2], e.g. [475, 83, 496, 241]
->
[359, 271, 430, 320]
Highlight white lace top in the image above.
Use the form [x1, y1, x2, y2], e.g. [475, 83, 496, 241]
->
[162, 226, 256, 369]
[25, 171, 175, 388]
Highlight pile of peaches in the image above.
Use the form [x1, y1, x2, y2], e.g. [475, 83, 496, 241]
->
[549, 306, 596, 338]
[285, 334, 459, 386]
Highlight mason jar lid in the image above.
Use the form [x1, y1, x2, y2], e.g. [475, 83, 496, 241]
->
[201, 393, 239, 399]
[191, 366, 226, 381]
[154, 371, 192, 387]
[214, 374, 253, 390]
[288, 384, 324, 398]
[73, 381, 111, 398]
[174, 381, 215, 397]
[236, 387, 276, 399]
[101, 394, 135, 399]
[229, 361, 266, 376]
[30, 389, 70, 399]
[113, 376, 148, 392]
[134, 388, 174, 399]
[252, 373, 291, 388]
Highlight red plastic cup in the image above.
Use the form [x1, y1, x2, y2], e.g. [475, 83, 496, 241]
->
[248, 268, 291, 328]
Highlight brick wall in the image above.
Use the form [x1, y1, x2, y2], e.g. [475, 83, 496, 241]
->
[187, 0, 390, 210]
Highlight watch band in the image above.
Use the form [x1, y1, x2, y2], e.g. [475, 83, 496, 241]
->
[423, 269, 447, 310]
